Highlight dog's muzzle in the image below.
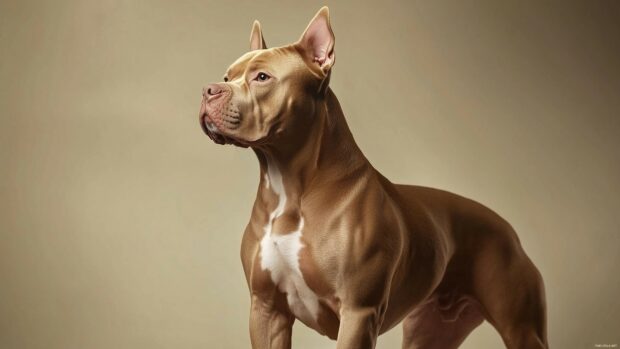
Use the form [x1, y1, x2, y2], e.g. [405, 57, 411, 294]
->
[199, 86, 228, 145]
[199, 85, 248, 147]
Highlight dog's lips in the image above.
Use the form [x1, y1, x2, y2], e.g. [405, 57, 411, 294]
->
[203, 117, 219, 134]
[200, 112, 227, 144]
[200, 112, 250, 147]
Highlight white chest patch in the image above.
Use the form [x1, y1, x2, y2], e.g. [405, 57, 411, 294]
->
[259, 163, 320, 324]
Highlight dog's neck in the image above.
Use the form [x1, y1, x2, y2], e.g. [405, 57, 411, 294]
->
[252, 89, 371, 214]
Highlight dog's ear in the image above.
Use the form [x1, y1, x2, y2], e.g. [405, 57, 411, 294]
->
[297, 6, 335, 74]
[249, 20, 267, 51]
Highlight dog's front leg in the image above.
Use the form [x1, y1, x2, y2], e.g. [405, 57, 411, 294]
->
[335, 306, 384, 349]
[249, 295, 295, 349]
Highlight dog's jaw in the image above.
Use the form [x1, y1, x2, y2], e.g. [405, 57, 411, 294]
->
[199, 109, 226, 145]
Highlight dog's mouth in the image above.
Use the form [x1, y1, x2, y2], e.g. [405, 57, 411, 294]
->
[199, 112, 250, 148]
[200, 112, 226, 144]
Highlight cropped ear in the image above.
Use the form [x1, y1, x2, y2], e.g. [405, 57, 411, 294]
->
[249, 20, 267, 51]
[297, 6, 335, 74]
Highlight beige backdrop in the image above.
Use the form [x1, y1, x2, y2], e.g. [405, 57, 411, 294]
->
[1, 0, 619, 348]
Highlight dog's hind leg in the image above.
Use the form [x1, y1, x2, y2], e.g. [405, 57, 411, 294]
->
[471, 230, 549, 349]
[477, 258, 548, 348]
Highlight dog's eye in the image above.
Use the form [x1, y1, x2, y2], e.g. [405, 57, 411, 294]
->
[255, 72, 271, 82]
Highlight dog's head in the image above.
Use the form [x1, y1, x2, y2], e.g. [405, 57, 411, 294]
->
[199, 7, 335, 147]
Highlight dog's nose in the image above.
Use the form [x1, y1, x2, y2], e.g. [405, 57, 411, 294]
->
[205, 83, 225, 98]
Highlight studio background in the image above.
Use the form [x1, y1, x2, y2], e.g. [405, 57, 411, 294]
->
[1, 0, 619, 348]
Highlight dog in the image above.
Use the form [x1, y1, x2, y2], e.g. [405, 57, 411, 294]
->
[199, 7, 548, 349]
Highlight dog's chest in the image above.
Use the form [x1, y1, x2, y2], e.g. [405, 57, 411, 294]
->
[258, 164, 322, 325]
[259, 226, 321, 324]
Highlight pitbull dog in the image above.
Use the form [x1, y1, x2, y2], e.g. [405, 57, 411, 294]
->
[199, 7, 548, 349]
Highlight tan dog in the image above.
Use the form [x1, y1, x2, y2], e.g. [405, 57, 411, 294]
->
[199, 7, 548, 349]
